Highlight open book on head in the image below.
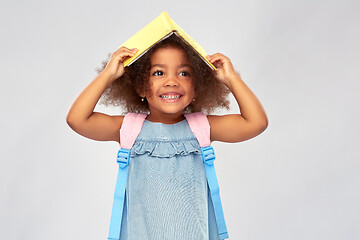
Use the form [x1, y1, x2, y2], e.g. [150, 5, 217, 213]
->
[119, 11, 216, 70]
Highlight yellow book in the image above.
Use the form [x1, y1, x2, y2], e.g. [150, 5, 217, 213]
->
[119, 11, 216, 70]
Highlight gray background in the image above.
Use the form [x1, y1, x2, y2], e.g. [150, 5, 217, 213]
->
[1, 0, 359, 239]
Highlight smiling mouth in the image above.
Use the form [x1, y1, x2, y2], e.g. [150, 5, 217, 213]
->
[160, 94, 181, 100]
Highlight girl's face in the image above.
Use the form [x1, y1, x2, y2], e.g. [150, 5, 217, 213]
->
[144, 47, 195, 122]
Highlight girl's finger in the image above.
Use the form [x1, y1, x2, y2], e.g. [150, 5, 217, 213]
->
[210, 56, 225, 65]
[117, 52, 135, 62]
[207, 53, 227, 63]
[112, 49, 138, 62]
[208, 53, 224, 58]
[112, 47, 137, 57]
[113, 50, 134, 58]
[117, 46, 136, 53]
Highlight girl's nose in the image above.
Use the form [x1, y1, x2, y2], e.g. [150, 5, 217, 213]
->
[164, 75, 179, 87]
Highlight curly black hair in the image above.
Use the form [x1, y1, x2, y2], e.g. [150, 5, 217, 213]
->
[96, 34, 230, 114]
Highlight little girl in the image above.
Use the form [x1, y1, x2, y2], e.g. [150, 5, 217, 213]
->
[67, 35, 268, 239]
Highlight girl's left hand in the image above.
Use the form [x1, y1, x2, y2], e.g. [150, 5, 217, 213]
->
[206, 53, 238, 88]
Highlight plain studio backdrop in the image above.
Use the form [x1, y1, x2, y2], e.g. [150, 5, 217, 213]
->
[1, 0, 359, 239]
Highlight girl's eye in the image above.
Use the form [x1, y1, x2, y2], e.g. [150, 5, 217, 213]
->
[152, 70, 164, 76]
[180, 71, 190, 77]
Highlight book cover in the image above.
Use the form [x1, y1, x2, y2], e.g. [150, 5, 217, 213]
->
[119, 11, 216, 70]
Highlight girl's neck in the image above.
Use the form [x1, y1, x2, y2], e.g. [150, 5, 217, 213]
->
[146, 112, 185, 124]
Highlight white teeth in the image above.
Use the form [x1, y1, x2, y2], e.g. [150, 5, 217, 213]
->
[160, 95, 181, 100]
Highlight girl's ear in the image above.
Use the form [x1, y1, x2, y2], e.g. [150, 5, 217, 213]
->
[138, 92, 145, 98]
[137, 91, 146, 102]
[135, 88, 145, 98]
[192, 89, 197, 99]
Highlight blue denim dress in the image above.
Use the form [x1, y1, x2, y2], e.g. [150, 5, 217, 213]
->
[119, 118, 219, 240]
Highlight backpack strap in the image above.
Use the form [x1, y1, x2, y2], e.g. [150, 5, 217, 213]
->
[185, 112, 229, 240]
[108, 113, 147, 240]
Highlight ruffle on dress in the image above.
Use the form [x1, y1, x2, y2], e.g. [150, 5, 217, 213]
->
[130, 137, 202, 158]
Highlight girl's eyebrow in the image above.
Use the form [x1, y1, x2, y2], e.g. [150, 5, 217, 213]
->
[151, 64, 166, 68]
[150, 63, 191, 68]
[179, 63, 191, 68]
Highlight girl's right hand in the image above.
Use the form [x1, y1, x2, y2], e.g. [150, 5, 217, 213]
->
[103, 46, 138, 83]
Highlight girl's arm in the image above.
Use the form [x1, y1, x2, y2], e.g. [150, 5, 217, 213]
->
[66, 47, 137, 143]
[206, 53, 268, 143]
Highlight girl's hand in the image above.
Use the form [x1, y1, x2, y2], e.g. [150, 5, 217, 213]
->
[103, 46, 138, 83]
[206, 53, 238, 89]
